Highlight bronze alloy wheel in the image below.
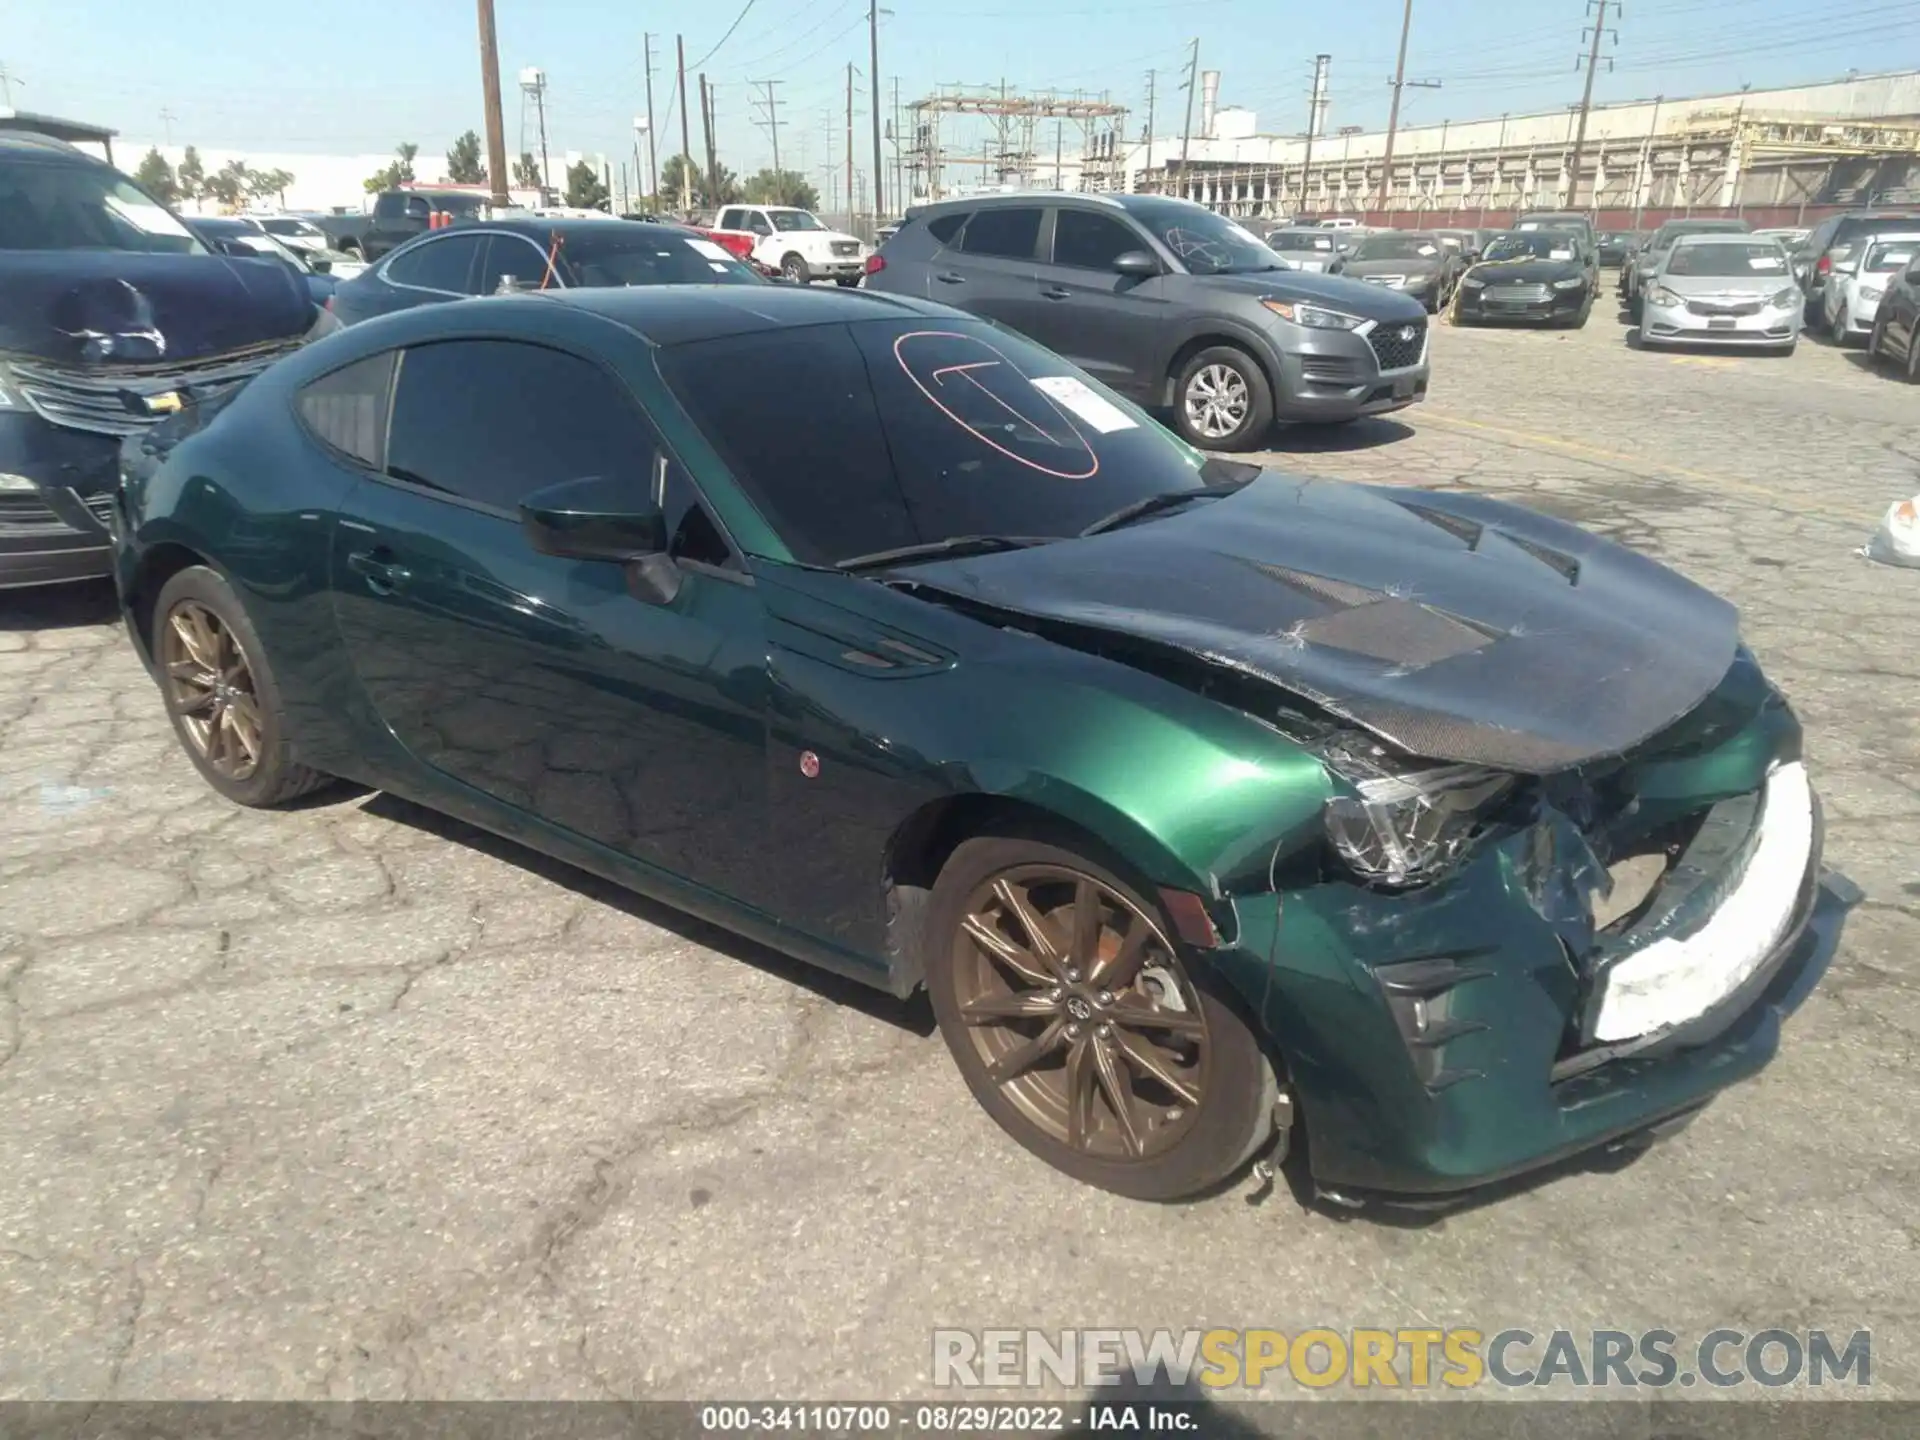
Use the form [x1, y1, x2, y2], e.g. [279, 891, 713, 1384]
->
[950, 863, 1211, 1163]
[161, 598, 265, 781]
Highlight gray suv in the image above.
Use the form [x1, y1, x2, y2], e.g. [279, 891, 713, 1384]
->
[865, 193, 1430, 451]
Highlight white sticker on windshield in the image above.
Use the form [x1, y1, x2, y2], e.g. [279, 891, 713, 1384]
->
[1030, 375, 1138, 434]
[1550, 247, 1574, 260]
[1415, 244, 1437, 256]
[1749, 255, 1786, 270]
[686, 238, 733, 261]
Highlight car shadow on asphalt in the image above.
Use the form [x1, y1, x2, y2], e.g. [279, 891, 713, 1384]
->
[1842, 351, 1906, 381]
[1, 577, 119, 632]
[356, 789, 939, 1038]
[1260, 417, 1417, 454]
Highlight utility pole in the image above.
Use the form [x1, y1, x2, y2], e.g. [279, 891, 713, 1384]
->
[0, 65, 16, 107]
[868, 0, 885, 218]
[1143, 70, 1156, 189]
[1565, 0, 1615, 209]
[754, 80, 785, 176]
[474, 0, 510, 206]
[891, 78, 903, 207]
[1632, 94, 1663, 229]
[1301, 54, 1329, 215]
[700, 77, 720, 202]
[642, 33, 660, 199]
[1178, 40, 1200, 192]
[1054, 122, 1064, 189]
[846, 62, 856, 224]
[676, 35, 694, 215]
[159, 107, 176, 146]
[1378, 0, 1440, 215]
[532, 75, 551, 198]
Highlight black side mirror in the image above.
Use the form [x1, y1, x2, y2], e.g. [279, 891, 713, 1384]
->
[1112, 250, 1160, 278]
[309, 256, 332, 274]
[521, 476, 666, 563]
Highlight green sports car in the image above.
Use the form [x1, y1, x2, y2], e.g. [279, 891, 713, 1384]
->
[111, 285, 1847, 1204]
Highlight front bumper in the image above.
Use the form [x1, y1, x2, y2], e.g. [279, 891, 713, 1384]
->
[1207, 730, 1843, 1200]
[0, 411, 118, 589]
[1641, 300, 1799, 346]
[1268, 321, 1430, 422]
[1458, 285, 1589, 324]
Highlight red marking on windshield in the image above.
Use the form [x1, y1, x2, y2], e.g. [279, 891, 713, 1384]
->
[894, 330, 1097, 480]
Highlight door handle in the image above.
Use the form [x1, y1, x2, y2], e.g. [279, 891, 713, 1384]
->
[934, 271, 966, 284]
[1040, 287, 1072, 300]
[347, 548, 410, 596]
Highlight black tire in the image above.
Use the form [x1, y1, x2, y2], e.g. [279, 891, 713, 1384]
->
[925, 831, 1275, 1201]
[1804, 298, 1827, 336]
[1869, 315, 1890, 364]
[1170, 345, 1274, 452]
[1907, 334, 1920, 385]
[780, 252, 810, 284]
[339, 238, 363, 258]
[835, 276, 861, 288]
[151, 565, 330, 808]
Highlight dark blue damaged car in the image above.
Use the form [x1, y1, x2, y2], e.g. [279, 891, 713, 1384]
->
[0, 131, 332, 590]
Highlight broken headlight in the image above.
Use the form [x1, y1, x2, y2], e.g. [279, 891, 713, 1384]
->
[1318, 737, 1515, 887]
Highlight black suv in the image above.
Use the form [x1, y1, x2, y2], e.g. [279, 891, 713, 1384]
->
[0, 133, 322, 590]
[1794, 210, 1920, 334]
[864, 192, 1430, 451]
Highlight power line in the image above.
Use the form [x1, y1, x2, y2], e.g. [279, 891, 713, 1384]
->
[689, 0, 762, 70]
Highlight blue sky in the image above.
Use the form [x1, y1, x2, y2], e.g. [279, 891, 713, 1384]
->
[7, 0, 1918, 190]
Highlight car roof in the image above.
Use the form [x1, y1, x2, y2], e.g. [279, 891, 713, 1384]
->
[1669, 230, 1771, 245]
[913, 190, 1126, 213]
[533, 282, 956, 347]
[0, 131, 99, 165]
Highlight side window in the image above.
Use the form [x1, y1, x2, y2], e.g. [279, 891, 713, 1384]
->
[385, 340, 657, 514]
[959, 207, 1042, 260]
[747, 211, 774, 235]
[385, 234, 484, 293]
[402, 196, 432, 222]
[296, 352, 396, 470]
[1051, 208, 1142, 270]
[372, 192, 401, 220]
[479, 234, 552, 293]
[716, 208, 744, 231]
[657, 325, 910, 565]
[926, 211, 968, 245]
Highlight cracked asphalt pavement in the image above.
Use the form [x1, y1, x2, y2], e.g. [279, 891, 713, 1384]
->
[3, 306, 1918, 1402]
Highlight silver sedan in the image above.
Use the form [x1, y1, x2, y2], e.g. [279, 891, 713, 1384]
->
[1637, 234, 1802, 354]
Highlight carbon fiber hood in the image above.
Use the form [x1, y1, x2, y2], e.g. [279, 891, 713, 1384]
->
[906, 475, 1739, 773]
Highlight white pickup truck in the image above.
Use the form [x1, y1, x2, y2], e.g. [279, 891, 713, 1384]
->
[709, 204, 869, 286]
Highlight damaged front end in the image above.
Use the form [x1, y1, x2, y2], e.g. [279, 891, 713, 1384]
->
[0, 255, 325, 589]
[1235, 649, 1846, 1201]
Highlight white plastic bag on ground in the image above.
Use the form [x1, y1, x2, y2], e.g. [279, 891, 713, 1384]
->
[1864, 496, 1920, 567]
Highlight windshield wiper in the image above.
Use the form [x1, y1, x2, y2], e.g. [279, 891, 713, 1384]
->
[1079, 469, 1257, 538]
[836, 534, 1047, 572]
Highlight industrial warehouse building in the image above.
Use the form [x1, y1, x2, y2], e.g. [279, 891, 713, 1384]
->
[1120, 67, 1920, 224]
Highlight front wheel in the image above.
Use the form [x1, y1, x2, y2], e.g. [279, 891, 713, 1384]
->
[1907, 334, 1920, 384]
[926, 834, 1275, 1200]
[1869, 315, 1890, 362]
[152, 566, 331, 808]
[1831, 304, 1853, 345]
[780, 252, 810, 284]
[1171, 346, 1273, 452]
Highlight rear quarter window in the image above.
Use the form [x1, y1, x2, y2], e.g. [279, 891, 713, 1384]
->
[296, 352, 397, 470]
[926, 212, 968, 244]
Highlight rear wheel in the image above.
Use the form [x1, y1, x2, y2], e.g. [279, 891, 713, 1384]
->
[1171, 346, 1273, 452]
[926, 834, 1274, 1201]
[152, 566, 330, 808]
[1907, 333, 1920, 384]
[1869, 315, 1890, 363]
[1832, 303, 1853, 345]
